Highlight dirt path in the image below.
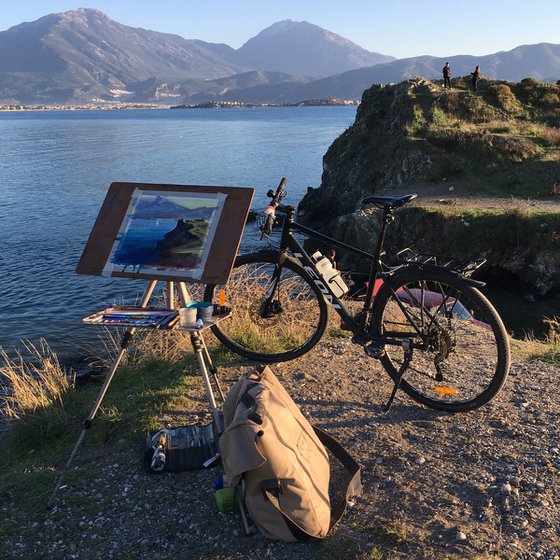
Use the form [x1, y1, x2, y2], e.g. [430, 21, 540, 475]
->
[3, 335, 559, 559]
[391, 181, 560, 213]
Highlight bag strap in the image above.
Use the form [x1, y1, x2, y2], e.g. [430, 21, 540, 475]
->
[261, 426, 362, 541]
[313, 426, 362, 531]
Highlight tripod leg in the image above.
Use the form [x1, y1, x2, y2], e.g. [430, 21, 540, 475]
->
[199, 335, 225, 402]
[48, 280, 157, 507]
[177, 282, 192, 306]
[48, 340, 130, 507]
[190, 332, 223, 432]
[166, 281, 175, 308]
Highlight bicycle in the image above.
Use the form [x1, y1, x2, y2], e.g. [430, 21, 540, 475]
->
[204, 178, 511, 412]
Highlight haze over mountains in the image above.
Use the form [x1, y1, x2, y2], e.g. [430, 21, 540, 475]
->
[0, 8, 559, 106]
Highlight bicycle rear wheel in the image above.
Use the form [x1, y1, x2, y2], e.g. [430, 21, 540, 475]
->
[371, 267, 510, 412]
[204, 252, 328, 363]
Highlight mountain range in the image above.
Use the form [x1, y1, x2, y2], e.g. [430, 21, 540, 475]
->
[0, 8, 559, 106]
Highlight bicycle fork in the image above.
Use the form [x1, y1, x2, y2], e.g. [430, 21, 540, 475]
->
[261, 264, 283, 318]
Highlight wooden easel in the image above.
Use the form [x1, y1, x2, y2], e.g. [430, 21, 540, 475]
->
[48, 280, 225, 507]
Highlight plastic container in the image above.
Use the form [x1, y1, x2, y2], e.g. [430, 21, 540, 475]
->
[179, 305, 197, 327]
[312, 252, 349, 298]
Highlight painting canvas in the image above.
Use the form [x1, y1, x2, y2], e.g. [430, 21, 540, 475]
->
[102, 190, 225, 279]
[76, 183, 254, 284]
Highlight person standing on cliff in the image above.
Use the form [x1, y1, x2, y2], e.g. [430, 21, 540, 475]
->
[471, 65, 481, 91]
[443, 62, 452, 89]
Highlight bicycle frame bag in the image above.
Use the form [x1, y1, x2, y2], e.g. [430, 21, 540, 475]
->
[219, 365, 361, 542]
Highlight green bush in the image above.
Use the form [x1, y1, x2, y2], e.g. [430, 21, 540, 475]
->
[488, 84, 523, 114]
[430, 106, 447, 127]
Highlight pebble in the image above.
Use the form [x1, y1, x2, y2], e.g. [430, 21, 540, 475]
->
[501, 482, 512, 495]
[6, 353, 560, 560]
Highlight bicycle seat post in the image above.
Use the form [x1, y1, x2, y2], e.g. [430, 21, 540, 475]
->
[373, 207, 395, 265]
[361, 206, 394, 315]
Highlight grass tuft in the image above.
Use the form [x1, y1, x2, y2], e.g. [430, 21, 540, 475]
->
[517, 317, 560, 365]
[0, 339, 73, 420]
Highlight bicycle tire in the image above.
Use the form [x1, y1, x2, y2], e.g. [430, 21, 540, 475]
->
[371, 266, 510, 412]
[204, 251, 328, 363]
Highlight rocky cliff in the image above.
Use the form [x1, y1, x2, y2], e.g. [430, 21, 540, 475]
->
[298, 77, 560, 295]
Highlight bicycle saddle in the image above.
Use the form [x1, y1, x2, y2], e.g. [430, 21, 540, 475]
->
[361, 193, 417, 210]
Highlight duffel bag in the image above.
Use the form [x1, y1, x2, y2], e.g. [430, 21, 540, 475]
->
[219, 365, 361, 542]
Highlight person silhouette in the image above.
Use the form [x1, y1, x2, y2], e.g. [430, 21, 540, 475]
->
[443, 62, 452, 89]
[471, 65, 481, 91]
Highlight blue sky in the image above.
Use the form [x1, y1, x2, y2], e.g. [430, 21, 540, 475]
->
[1, 0, 558, 59]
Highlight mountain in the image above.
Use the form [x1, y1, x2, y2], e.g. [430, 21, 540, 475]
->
[328, 43, 560, 85]
[0, 8, 248, 104]
[229, 19, 395, 77]
[192, 44, 560, 105]
[0, 9, 394, 105]
[0, 9, 558, 106]
[132, 195, 216, 220]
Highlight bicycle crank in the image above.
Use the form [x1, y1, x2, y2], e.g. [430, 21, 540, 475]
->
[363, 343, 386, 359]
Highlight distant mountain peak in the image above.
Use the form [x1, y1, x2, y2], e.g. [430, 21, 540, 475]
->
[56, 7, 110, 24]
[235, 19, 395, 77]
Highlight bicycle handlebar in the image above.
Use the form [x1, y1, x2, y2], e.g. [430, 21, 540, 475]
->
[260, 177, 288, 236]
[269, 177, 287, 205]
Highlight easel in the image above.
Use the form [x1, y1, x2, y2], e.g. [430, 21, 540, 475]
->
[48, 279, 225, 507]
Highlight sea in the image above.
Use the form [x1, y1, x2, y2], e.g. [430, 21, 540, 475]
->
[0, 106, 357, 361]
[0, 106, 557, 363]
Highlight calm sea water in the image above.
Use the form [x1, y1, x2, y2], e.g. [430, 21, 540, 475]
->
[0, 106, 556, 362]
[0, 106, 357, 360]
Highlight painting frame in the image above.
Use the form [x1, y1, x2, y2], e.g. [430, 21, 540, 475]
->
[76, 182, 254, 284]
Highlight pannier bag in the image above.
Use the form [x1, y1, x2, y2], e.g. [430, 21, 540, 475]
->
[219, 365, 361, 542]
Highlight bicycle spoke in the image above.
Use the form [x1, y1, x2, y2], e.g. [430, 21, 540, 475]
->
[373, 268, 509, 411]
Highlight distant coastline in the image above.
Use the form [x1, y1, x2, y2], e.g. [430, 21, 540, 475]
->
[171, 98, 359, 109]
[0, 97, 359, 112]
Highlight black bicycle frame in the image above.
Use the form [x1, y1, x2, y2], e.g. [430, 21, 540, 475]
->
[273, 205, 401, 346]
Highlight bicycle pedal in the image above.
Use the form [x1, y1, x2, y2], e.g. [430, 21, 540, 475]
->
[364, 344, 385, 359]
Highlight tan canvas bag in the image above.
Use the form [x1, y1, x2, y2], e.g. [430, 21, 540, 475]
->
[219, 365, 361, 542]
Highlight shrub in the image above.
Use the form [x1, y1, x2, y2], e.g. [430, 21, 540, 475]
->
[430, 106, 447, 127]
[488, 84, 523, 114]
[409, 104, 427, 135]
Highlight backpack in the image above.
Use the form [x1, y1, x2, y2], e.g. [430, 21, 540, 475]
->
[219, 365, 361, 542]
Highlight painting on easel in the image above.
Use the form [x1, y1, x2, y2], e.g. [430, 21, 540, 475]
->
[76, 182, 254, 284]
[103, 189, 225, 279]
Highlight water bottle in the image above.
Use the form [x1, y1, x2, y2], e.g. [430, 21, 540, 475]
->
[311, 251, 349, 298]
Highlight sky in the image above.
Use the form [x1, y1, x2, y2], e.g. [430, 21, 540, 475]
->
[0, 0, 558, 59]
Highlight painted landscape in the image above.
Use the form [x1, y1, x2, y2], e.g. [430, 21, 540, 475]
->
[107, 191, 221, 276]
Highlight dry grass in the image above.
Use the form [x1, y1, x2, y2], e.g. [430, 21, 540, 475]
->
[93, 327, 196, 368]
[211, 260, 325, 355]
[513, 316, 560, 364]
[0, 339, 73, 419]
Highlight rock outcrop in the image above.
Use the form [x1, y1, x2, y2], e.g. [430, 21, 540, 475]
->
[298, 77, 560, 295]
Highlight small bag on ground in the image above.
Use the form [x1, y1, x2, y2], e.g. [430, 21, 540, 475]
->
[144, 423, 220, 473]
[219, 365, 361, 542]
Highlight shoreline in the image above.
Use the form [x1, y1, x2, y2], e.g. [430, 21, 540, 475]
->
[0, 98, 359, 112]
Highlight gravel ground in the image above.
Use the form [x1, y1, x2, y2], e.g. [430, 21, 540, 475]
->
[3, 335, 560, 560]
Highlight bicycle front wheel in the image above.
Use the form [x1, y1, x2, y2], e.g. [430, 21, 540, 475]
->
[371, 267, 510, 412]
[205, 252, 328, 363]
